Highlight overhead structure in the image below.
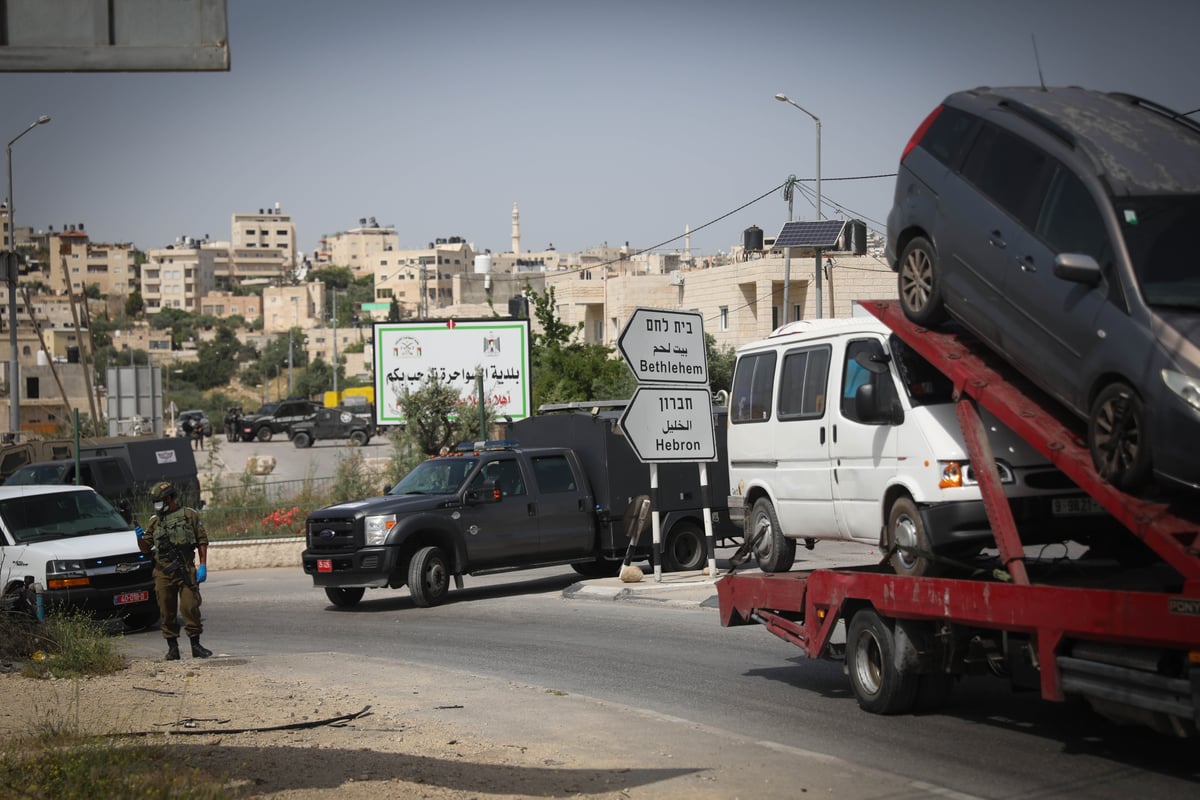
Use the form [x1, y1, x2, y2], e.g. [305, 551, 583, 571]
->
[0, 0, 229, 72]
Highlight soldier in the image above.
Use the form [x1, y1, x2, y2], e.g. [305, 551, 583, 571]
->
[137, 481, 212, 660]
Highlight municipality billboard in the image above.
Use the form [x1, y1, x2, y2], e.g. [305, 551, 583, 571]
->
[373, 319, 533, 426]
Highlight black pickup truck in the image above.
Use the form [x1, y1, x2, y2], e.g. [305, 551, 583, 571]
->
[303, 441, 613, 607]
[301, 407, 738, 609]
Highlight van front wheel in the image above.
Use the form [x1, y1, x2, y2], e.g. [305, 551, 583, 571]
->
[887, 496, 939, 577]
[749, 498, 796, 573]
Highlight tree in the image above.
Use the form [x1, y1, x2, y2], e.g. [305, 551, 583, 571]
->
[705, 333, 736, 396]
[124, 289, 144, 318]
[388, 297, 401, 322]
[527, 285, 579, 349]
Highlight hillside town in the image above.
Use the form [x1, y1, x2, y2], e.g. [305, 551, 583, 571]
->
[1, 200, 893, 439]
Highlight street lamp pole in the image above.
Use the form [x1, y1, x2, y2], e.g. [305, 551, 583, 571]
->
[774, 94, 823, 318]
[288, 297, 298, 397]
[6, 115, 50, 438]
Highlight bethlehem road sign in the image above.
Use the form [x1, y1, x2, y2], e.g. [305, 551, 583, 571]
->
[618, 386, 716, 463]
[618, 308, 708, 385]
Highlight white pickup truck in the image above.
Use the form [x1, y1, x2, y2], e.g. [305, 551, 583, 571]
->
[0, 484, 158, 628]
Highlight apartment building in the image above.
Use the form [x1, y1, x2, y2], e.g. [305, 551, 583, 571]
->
[199, 290, 262, 323]
[371, 237, 475, 317]
[41, 226, 138, 299]
[317, 218, 400, 279]
[262, 281, 325, 335]
[142, 241, 218, 313]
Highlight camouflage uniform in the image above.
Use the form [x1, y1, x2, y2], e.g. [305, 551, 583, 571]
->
[145, 492, 209, 645]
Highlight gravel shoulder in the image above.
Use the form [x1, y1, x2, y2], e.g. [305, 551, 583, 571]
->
[1, 649, 898, 799]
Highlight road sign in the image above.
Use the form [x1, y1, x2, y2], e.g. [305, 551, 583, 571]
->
[618, 308, 708, 385]
[619, 386, 716, 463]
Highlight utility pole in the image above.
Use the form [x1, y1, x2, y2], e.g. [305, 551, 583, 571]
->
[331, 286, 338, 396]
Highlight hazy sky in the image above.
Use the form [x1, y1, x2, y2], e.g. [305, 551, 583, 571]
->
[3, 0, 1198, 259]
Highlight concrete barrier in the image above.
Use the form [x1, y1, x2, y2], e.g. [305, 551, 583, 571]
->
[207, 536, 305, 570]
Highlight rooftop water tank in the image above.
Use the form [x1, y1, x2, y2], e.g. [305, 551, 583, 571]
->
[474, 253, 493, 274]
[744, 225, 764, 252]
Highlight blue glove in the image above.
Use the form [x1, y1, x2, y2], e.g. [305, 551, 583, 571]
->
[196, 565, 207, 583]
[134, 525, 146, 540]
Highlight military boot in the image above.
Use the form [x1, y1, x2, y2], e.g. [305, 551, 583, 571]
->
[165, 639, 181, 661]
[189, 636, 212, 659]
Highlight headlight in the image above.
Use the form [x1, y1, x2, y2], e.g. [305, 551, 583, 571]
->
[1162, 369, 1200, 412]
[47, 560, 90, 589]
[364, 514, 397, 546]
[939, 460, 1015, 488]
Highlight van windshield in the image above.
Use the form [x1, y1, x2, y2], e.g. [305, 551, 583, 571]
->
[4, 463, 69, 485]
[0, 490, 131, 543]
[889, 335, 955, 407]
[1119, 195, 1200, 310]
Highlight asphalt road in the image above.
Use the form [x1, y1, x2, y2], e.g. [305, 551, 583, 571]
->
[122, 562, 1200, 799]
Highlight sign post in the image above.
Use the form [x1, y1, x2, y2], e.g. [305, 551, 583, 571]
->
[617, 308, 717, 581]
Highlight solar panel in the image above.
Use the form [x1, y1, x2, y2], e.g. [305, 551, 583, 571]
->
[774, 220, 846, 249]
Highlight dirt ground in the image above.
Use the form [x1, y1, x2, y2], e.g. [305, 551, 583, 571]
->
[0, 648, 895, 800]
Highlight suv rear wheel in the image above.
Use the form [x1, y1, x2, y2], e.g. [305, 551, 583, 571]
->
[897, 236, 947, 326]
[255, 426, 273, 442]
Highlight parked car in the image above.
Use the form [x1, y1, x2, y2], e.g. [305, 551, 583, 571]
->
[886, 86, 1200, 492]
[238, 399, 320, 442]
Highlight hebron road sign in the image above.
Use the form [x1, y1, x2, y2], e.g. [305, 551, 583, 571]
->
[618, 308, 708, 385]
[618, 386, 716, 463]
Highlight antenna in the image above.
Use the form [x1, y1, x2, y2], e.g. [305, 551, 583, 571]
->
[1031, 34, 1047, 91]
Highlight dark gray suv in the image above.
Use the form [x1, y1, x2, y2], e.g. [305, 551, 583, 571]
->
[886, 86, 1200, 492]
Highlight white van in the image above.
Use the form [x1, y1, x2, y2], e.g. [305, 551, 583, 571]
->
[0, 485, 158, 626]
[726, 317, 1112, 576]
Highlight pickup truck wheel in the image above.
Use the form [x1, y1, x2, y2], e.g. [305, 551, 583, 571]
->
[897, 236, 947, 326]
[847, 609, 918, 714]
[324, 587, 364, 608]
[749, 498, 795, 573]
[292, 431, 312, 449]
[664, 521, 707, 572]
[408, 546, 450, 607]
[1089, 381, 1151, 492]
[255, 426, 273, 442]
[349, 431, 368, 446]
[887, 495, 940, 577]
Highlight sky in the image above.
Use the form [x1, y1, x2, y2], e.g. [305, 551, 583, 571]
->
[3, 0, 1199, 260]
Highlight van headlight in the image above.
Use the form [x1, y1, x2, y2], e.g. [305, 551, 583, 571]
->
[47, 560, 90, 589]
[1162, 369, 1200, 412]
[364, 514, 397, 546]
[939, 460, 1015, 488]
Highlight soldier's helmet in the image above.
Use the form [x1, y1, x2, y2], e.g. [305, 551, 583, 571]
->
[150, 481, 177, 502]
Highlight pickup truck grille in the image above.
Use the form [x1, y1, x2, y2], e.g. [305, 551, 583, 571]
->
[305, 517, 359, 552]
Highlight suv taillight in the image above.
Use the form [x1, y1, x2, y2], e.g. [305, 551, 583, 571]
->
[901, 104, 944, 162]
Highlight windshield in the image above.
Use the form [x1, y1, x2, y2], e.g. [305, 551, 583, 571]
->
[1118, 195, 1200, 310]
[889, 334, 954, 407]
[0, 490, 131, 543]
[4, 464, 69, 486]
[253, 402, 280, 416]
[389, 457, 479, 496]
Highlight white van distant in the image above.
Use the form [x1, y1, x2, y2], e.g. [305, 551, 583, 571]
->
[727, 317, 1113, 576]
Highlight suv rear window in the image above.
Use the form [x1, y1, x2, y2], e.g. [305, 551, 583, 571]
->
[915, 104, 979, 167]
[961, 122, 1052, 226]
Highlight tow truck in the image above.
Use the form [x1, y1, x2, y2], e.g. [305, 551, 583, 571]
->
[718, 300, 1200, 736]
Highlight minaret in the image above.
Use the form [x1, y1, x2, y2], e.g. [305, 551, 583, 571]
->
[511, 202, 521, 255]
[685, 224, 691, 261]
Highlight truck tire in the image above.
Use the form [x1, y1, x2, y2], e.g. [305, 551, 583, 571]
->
[887, 495, 939, 577]
[408, 546, 450, 607]
[324, 587, 364, 608]
[349, 430, 369, 447]
[292, 431, 312, 449]
[664, 521, 707, 572]
[749, 498, 796, 573]
[846, 609, 918, 714]
[256, 426, 273, 442]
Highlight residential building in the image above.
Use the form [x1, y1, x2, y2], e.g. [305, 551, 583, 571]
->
[317, 218, 400, 279]
[43, 226, 138, 299]
[142, 241, 218, 313]
[199, 290, 262, 323]
[262, 282, 325, 335]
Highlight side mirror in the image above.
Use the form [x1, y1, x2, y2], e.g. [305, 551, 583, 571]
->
[466, 479, 502, 505]
[117, 498, 133, 524]
[1053, 252, 1102, 286]
[855, 384, 904, 426]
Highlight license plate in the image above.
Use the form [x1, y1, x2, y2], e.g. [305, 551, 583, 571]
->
[317, 559, 332, 573]
[1052, 497, 1106, 516]
[114, 590, 150, 605]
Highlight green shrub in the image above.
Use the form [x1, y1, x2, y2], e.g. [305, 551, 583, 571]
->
[21, 608, 126, 679]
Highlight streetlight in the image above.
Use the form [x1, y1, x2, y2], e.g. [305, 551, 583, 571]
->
[775, 94, 822, 319]
[6, 115, 51, 437]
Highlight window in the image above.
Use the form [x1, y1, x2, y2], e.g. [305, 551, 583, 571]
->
[530, 455, 576, 493]
[730, 350, 777, 424]
[840, 338, 890, 422]
[919, 105, 980, 168]
[960, 123, 1052, 227]
[778, 345, 830, 420]
[472, 458, 526, 497]
[1036, 166, 1110, 264]
[719, 306, 728, 331]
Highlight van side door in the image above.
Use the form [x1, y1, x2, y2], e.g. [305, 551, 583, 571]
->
[830, 336, 903, 543]
[768, 343, 841, 539]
